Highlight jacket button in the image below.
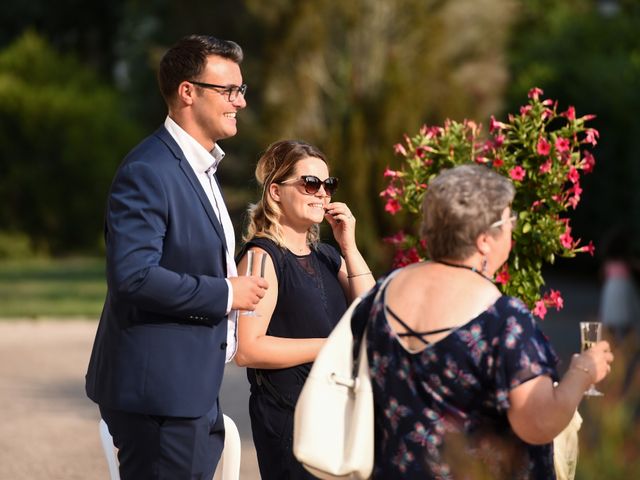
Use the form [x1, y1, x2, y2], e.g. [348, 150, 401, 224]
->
[220, 342, 227, 350]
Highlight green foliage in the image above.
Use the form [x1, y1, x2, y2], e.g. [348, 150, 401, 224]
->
[381, 89, 596, 314]
[507, 0, 640, 246]
[0, 31, 141, 254]
[0, 256, 105, 317]
[0, 232, 36, 259]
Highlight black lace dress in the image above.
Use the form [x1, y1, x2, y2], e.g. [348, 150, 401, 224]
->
[242, 237, 348, 479]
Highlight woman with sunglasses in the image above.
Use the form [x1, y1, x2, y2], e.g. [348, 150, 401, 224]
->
[235, 139, 375, 479]
[357, 164, 614, 478]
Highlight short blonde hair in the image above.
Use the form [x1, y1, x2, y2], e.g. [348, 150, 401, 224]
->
[421, 164, 515, 260]
[244, 140, 328, 247]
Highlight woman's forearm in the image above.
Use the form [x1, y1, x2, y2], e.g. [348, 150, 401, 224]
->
[235, 335, 325, 369]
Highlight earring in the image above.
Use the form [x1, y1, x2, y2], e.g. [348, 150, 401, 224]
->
[481, 256, 488, 276]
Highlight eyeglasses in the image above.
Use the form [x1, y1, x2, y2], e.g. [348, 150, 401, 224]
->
[188, 80, 247, 102]
[279, 175, 339, 196]
[489, 212, 518, 230]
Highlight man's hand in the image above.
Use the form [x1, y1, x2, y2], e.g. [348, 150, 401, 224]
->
[229, 276, 268, 311]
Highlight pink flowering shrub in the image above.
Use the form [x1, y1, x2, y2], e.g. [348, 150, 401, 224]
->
[381, 88, 597, 317]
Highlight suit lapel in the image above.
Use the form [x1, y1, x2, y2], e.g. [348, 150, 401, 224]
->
[154, 127, 229, 253]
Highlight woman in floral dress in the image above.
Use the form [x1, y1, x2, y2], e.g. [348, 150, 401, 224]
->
[365, 164, 614, 479]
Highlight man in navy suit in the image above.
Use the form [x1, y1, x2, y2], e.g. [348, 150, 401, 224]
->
[86, 35, 268, 479]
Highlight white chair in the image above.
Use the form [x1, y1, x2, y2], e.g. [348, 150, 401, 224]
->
[99, 414, 241, 480]
[213, 414, 242, 480]
[99, 418, 120, 480]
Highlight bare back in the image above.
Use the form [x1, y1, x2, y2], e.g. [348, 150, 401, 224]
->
[384, 262, 502, 352]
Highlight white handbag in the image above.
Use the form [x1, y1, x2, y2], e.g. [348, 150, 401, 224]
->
[293, 295, 374, 480]
[554, 409, 582, 480]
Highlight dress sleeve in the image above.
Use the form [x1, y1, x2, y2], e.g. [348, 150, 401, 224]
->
[492, 297, 559, 412]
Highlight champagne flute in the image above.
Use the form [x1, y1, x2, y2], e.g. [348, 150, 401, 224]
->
[242, 250, 267, 317]
[580, 321, 604, 397]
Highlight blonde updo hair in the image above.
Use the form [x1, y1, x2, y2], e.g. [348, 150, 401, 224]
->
[421, 164, 515, 261]
[243, 140, 328, 248]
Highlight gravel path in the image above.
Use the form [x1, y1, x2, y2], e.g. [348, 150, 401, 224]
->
[0, 320, 260, 479]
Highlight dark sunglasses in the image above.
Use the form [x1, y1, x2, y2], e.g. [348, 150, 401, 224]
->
[280, 175, 339, 196]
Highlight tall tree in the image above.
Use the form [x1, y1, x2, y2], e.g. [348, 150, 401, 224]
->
[244, 0, 517, 269]
[0, 32, 140, 253]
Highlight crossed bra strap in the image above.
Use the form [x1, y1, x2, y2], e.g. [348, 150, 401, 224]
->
[385, 305, 455, 345]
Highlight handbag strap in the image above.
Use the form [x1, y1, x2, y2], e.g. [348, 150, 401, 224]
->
[351, 271, 399, 374]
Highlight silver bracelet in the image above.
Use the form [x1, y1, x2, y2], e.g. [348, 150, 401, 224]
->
[347, 271, 371, 279]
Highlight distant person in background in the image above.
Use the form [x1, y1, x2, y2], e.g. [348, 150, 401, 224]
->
[361, 164, 613, 478]
[599, 226, 640, 343]
[85, 35, 267, 479]
[234, 140, 375, 479]
[599, 226, 640, 395]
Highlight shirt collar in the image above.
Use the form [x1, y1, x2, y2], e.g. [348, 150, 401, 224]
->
[164, 116, 226, 175]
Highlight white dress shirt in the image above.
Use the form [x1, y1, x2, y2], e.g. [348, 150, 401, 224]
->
[164, 116, 238, 362]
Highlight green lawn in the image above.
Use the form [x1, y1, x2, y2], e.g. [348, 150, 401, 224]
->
[0, 257, 106, 318]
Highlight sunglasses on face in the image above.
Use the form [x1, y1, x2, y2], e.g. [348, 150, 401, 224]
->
[280, 175, 339, 196]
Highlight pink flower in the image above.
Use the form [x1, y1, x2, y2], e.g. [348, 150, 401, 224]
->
[465, 120, 479, 136]
[416, 145, 437, 158]
[493, 134, 505, 148]
[541, 108, 554, 120]
[481, 140, 493, 153]
[537, 137, 551, 156]
[379, 184, 401, 199]
[567, 167, 580, 184]
[581, 151, 595, 173]
[548, 290, 564, 310]
[489, 115, 508, 133]
[384, 198, 402, 215]
[475, 156, 490, 164]
[520, 105, 532, 116]
[531, 199, 545, 210]
[392, 247, 421, 268]
[383, 167, 400, 178]
[539, 160, 552, 174]
[584, 128, 599, 146]
[393, 143, 407, 156]
[560, 228, 574, 249]
[580, 241, 595, 256]
[509, 166, 526, 181]
[495, 265, 510, 285]
[384, 231, 407, 245]
[562, 106, 576, 121]
[528, 87, 544, 100]
[533, 300, 547, 319]
[555, 137, 571, 153]
[424, 126, 444, 139]
[568, 183, 583, 209]
[492, 157, 504, 168]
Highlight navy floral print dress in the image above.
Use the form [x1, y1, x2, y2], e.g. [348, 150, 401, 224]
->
[365, 273, 559, 479]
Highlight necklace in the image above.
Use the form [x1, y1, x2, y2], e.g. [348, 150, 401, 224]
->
[287, 242, 310, 255]
[432, 259, 494, 284]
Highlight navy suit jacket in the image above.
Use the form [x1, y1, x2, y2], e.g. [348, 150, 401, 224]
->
[86, 126, 230, 418]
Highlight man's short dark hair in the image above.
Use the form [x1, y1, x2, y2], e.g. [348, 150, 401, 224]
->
[158, 35, 243, 105]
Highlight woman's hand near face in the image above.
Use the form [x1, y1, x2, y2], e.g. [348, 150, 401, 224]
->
[324, 201, 356, 253]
